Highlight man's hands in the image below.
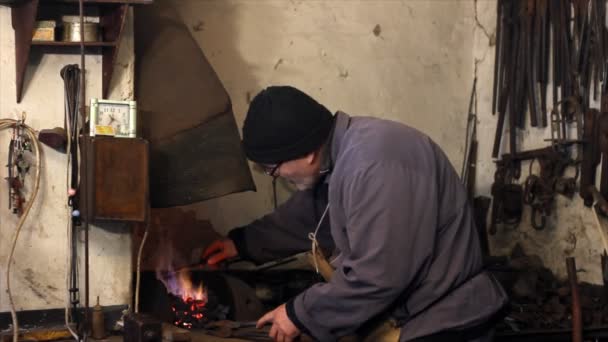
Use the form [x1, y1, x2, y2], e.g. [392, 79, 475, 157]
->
[202, 238, 238, 265]
[204, 241, 303, 342]
[257, 304, 301, 342]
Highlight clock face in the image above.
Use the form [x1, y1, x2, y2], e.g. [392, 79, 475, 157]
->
[97, 103, 130, 135]
[90, 99, 137, 138]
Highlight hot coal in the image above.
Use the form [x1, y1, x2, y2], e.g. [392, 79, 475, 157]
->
[169, 291, 229, 329]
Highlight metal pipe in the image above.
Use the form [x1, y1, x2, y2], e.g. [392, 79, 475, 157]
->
[566, 257, 583, 342]
[78, 0, 90, 339]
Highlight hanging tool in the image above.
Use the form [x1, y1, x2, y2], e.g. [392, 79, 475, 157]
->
[6, 115, 31, 216]
[491, 145, 578, 231]
[61, 64, 82, 333]
[580, 108, 602, 207]
[492, 0, 606, 158]
[61, 64, 81, 226]
[489, 162, 523, 235]
[461, 77, 478, 199]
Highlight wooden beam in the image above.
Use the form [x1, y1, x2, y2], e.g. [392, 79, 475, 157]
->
[12, 0, 38, 103]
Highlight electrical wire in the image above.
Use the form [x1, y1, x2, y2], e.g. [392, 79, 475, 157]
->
[61, 62, 81, 341]
[134, 212, 150, 313]
[1, 119, 42, 342]
[77, 0, 91, 335]
[65, 218, 79, 340]
[64, 105, 79, 341]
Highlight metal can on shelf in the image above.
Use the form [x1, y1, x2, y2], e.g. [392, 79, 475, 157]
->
[33, 20, 56, 42]
[62, 21, 100, 42]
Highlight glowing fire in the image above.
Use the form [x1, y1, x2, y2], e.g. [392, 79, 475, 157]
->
[158, 268, 208, 329]
[159, 269, 207, 302]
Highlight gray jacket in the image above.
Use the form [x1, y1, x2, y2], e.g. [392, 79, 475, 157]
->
[229, 112, 507, 341]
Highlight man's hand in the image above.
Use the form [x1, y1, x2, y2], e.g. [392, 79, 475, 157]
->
[257, 304, 300, 342]
[202, 239, 238, 265]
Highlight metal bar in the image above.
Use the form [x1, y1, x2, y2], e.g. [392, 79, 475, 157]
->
[566, 257, 583, 342]
[78, 0, 90, 338]
[493, 1, 515, 158]
[528, 0, 539, 127]
[551, 0, 560, 108]
[515, 9, 527, 129]
[540, 0, 549, 126]
[492, 0, 503, 115]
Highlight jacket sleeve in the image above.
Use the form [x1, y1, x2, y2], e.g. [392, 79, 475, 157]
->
[288, 162, 438, 341]
[228, 184, 333, 265]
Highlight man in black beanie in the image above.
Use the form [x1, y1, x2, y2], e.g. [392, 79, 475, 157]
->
[202, 86, 507, 342]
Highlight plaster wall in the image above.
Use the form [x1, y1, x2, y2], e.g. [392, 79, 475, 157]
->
[175, 0, 476, 243]
[0, 10, 135, 311]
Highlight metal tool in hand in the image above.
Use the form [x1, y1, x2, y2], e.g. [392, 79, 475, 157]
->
[203, 320, 271, 340]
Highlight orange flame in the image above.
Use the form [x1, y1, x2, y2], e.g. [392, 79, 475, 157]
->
[175, 270, 207, 302]
[158, 267, 208, 305]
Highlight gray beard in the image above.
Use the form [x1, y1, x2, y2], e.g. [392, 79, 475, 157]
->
[289, 175, 320, 191]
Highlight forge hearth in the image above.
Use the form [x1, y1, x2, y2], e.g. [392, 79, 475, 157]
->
[136, 269, 320, 330]
[156, 269, 229, 329]
[132, 207, 321, 332]
[137, 271, 259, 328]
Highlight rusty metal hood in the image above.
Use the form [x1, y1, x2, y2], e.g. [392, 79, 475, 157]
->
[134, 0, 255, 208]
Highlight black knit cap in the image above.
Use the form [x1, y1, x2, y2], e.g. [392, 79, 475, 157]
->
[242, 86, 334, 164]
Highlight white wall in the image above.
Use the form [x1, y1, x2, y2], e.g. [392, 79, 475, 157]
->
[177, 0, 606, 284]
[0, 10, 135, 311]
[176, 0, 476, 238]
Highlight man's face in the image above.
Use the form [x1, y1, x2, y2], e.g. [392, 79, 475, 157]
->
[263, 152, 322, 190]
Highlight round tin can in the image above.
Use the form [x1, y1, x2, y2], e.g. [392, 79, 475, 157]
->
[62, 21, 99, 42]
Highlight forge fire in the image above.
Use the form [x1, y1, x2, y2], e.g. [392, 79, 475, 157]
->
[159, 269, 209, 329]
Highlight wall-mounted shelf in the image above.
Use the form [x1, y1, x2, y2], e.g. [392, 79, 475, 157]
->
[8, 0, 151, 103]
[42, 0, 152, 3]
[2, 0, 152, 4]
[31, 40, 116, 46]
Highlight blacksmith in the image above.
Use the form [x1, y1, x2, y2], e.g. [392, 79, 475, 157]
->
[203, 86, 507, 342]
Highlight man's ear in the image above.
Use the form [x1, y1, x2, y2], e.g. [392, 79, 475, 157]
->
[305, 150, 317, 165]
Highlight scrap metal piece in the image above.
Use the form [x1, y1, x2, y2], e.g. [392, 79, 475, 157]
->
[124, 313, 162, 342]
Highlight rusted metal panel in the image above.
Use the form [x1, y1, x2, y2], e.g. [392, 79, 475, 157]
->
[85, 136, 149, 221]
[134, 0, 254, 208]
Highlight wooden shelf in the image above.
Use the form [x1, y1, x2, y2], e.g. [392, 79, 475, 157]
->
[31, 40, 117, 47]
[10, 0, 150, 103]
[2, 0, 152, 5]
[41, 0, 152, 4]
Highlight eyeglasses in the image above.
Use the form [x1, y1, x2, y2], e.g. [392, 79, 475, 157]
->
[261, 162, 282, 177]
